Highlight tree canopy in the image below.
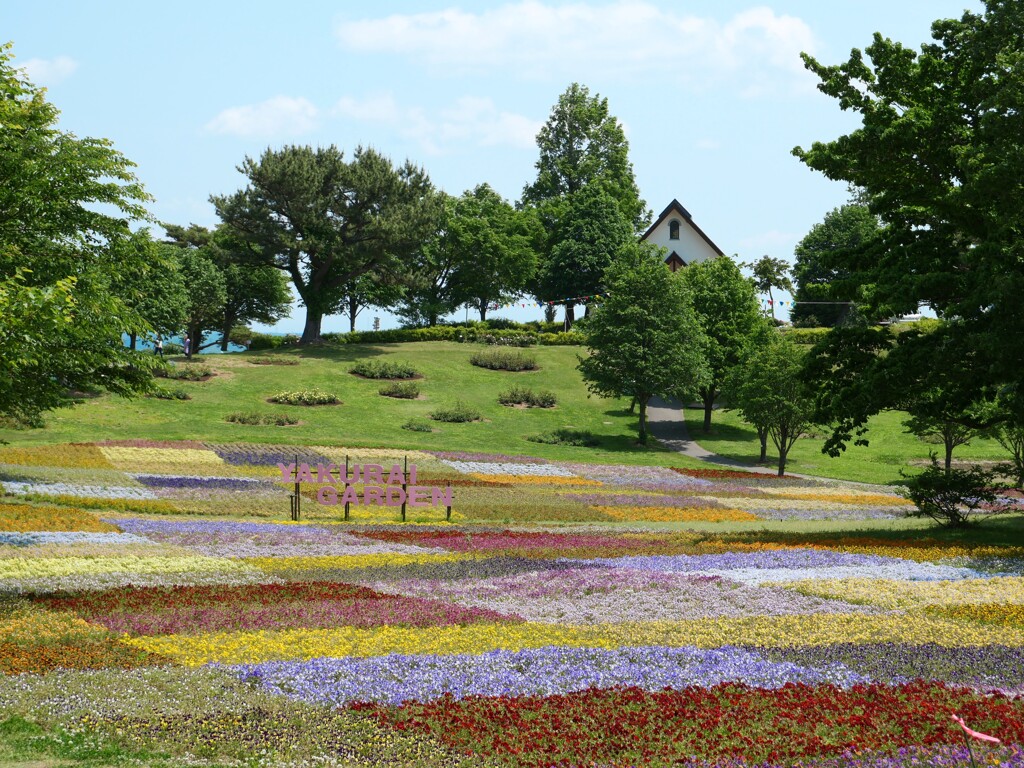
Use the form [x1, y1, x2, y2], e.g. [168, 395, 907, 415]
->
[0, 44, 157, 426]
[578, 245, 710, 444]
[793, 0, 1024, 434]
[211, 145, 438, 343]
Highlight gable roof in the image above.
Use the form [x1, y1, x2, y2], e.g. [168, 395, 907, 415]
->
[640, 199, 725, 257]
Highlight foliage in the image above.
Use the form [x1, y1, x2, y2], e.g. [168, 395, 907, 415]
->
[790, 204, 881, 327]
[430, 402, 481, 423]
[992, 419, 1024, 489]
[578, 244, 710, 444]
[901, 459, 1006, 528]
[470, 349, 539, 372]
[793, 1, 1024, 427]
[681, 256, 767, 434]
[224, 412, 298, 426]
[522, 83, 648, 231]
[526, 429, 598, 447]
[535, 185, 634, 328]
[498, 387, 557, 408]
[746, 255, 793, 321]
[161, 363, 213, 381]
[248, 357, 299, 366]
[268, 389, 340, 406]
[171, 246, 227, 352]
[212, 145, 439, 343]
[725, 336, 817, 476]
[248, 333, 299, 351]
[350, 360, 419, 379]
[401, 419, 434, 433]
[379, 382, 420, 400]
[0, 45, 159, 424]
[112, 229, 188, 348]
[148, 387, 190, 401]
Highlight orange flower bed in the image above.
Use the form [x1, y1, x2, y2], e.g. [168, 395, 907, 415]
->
[0, 639, 169, 675]
[591, 506, 760, 523]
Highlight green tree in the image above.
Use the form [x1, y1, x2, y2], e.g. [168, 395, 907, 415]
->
[793, 1, 1024, 433]
[0, 44, 157, 425]
[728, 336, 816, 476]
[745, 255, 793, 321]
[112, 229, 188, 350]
[335, 270, 404, 333]
[578, 244, 710, 445]
[536, 185, 633, 329]
[174, 247, 227, 353]
[522, 83, 648, 231]
[397, 193, 460, 327]
[790, 204, 881, 327]
[681, 257, 766, 434]
[447, 184, 539, 322]
[212, 145, 438, 343]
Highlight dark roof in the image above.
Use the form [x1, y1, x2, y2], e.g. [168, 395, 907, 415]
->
[640, 199, 725, 257]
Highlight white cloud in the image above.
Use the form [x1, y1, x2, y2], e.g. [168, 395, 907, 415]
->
[334, 93, 542, 154]
[334, 2, 817, 92]
[204, 96, 319, 139]
[20, 55, 78, 85]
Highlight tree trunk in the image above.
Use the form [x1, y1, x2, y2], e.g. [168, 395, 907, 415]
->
[220, 319, 231, 352]
[777, 447, 787, 476]
[768, 287, 776, 320]
[757, 425, 768, 463]
[478, 300, 487, 322]
[702, 391, 715, 434]
[428, 311, 438, 327]
[944, 440, 954, 473]
[300, 312, 323, 344]
[638, 396, 648, 445]
[564, 303, 575, 331]
[129, 332, 137, 351]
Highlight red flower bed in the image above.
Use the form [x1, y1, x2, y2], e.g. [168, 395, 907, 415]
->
[673, 467, 790, 480]
[353, 681, 1024, 767]
[36, 582, 520, 635]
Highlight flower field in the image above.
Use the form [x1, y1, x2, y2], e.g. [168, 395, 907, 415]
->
[0, 440, 1022, 766]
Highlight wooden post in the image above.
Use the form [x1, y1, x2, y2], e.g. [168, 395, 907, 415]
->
[292, 452, 300, 521]
[401, 455, 408, 522]
[344, 454, 350, 521]
[446, 480, 452, 522]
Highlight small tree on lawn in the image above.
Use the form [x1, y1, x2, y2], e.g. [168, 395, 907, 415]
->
[577, 243, 710, 445]
[728, 336, 815, 476]
[901, 459, 1006, 528]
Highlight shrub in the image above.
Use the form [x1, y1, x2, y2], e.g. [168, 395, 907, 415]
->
[900, 459, 1007, 527]
[225, 412, 298, 426]
[379, 381, 420, 399]
[248, 356, 299, 366]
[163, 363, 213, 381]
[498, 386, 557, 408]
[402, 419, 434, 433]
[430, 401, 481, 423]
[149, 387, 190, 401]
[268, 389, 340, 406]
[249, 333, 299, 350]
[350, 360, 419, 379]
[470, 349, 538, 372]
[781, 327, 831, 345]
[480, 331, 537, 347]
[527, 428, 599, 447]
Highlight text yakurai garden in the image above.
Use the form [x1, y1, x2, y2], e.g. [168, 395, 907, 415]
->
[277, 463, 453, 507]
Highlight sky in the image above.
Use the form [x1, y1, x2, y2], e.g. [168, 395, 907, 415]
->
[4, 0, 982, 332]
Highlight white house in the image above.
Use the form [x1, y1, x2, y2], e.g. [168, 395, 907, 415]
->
[640, 199, 724, 271]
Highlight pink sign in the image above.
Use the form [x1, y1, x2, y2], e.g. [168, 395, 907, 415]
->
[277, 462, 453, 507]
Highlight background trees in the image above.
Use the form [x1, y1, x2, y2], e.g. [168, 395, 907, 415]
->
[0, 44, 157, 425]
[794, 0, 1024, 439]
[212, 145, 439, 343]
[578, 245, 709, 445]
[746, 256, 793, 322]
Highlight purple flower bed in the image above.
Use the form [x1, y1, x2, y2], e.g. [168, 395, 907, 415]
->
[564, 492, 727, 509]
[427, 451, 549, 464]
[233, 644, 863, 706]
[131, 475, 276, 491]
[751, 506, 903, 521]
[569, 549, 902, 573]
[204, 443, 331, 466]
[561, 463, 716, 491]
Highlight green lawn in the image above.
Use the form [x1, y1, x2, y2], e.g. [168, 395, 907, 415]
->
[685, 406, 1010, 485]
[1, 343, 703, 468]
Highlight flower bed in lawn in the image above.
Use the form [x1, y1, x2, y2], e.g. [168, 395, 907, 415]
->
[0, 440, 1021, 766]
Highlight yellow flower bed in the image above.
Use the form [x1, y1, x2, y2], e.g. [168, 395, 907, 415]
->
[781, 577, 1024, 609]
[830, 545, 1024, 562]
[760, 489, 912, 506]
[929, 603, 1024, 628]
[0, 608, 108, 645]
[0, 443, 112, 469]
[470, 474, 602, 486]
[592, 506, 760, 523]
[0, 502, 118, 533]
[126, 613, 1024, 666]
[705, 496, 908, 511]
[245, 552, 478, 573]
[0, 555, 253, 581]
[99, 446, 226, 468]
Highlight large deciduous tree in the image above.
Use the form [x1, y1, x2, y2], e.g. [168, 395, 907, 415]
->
[212, 145, 438, 344]
[682, 257, 766, 434]
[0, 44, 157, 426]
[578, 245, 710, 445]
[790, 204, 881, 328]
[746, 256, 793, 321]
[793, 1, 1024, 441]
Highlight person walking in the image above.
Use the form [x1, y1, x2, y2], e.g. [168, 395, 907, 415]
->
[183, 335, 191, 359]
[154, 337, 163, 357]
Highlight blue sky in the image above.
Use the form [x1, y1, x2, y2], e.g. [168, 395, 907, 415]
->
[5, 0, 980, 332]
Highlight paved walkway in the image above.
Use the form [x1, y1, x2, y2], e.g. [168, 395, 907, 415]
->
[646, 396, 785, 476]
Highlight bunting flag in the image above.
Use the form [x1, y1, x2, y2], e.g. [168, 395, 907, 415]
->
[539, 293, 608, 307]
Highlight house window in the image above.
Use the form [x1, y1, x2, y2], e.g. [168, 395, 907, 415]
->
[669, 220, 680, 240]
